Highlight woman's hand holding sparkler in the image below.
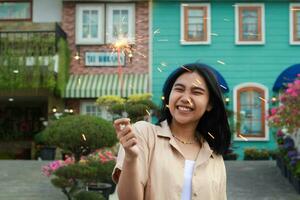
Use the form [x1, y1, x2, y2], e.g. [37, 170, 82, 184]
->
[114, 118, 139, 160]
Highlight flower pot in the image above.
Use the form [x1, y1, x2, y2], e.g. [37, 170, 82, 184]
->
[87, 182, 112, 200]
[291, 175, 300, 194]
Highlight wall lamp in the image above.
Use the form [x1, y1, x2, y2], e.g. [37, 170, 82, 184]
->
[271, 96, 277, 105]
[52, 106, 57, 113]
[225, 97, 230, 106]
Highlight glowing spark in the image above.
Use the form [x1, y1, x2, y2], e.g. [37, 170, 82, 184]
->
[146, 109, 151, 116]
[217, 60, 226, 65]
[223, 18, 230, 22]
[180, 65, 192, 72]
[82, 134, 86, 141]
[208, 132, 215, 139]
[220, 84, 227, 90]
[158, 39, 169, 42]
[258, 97, 267, 103]
[160, 62, 167, 67]
[166, 104, 169, 108]
[211, 33, 219, 36]
[187, 98, 193, 106]
[196, 79, 202, 85]
[161, 96, 165, 100]
[13, 70, 19, 74]
[157, 67, 162, 72]
[193, 83, 198, 87]
[238, 134, 248, 141]
[153, 29, 160, 34]
[137, 52, 147, 58]
[114, 37, 129, 49]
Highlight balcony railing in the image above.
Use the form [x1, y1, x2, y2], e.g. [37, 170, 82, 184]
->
[0, 23, 67, 56]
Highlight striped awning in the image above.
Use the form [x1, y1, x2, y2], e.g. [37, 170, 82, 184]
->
[64, 73, 149, 98]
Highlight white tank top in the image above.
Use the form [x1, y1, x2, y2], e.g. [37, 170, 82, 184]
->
[181, 160, 195, 200]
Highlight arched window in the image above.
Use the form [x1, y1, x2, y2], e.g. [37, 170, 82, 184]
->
[234, 83, 269, 141]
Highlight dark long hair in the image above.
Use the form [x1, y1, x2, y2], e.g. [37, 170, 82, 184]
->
[157, 63, 231, 155]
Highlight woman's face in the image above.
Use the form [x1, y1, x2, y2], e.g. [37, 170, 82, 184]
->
[168, 72, 212, 126]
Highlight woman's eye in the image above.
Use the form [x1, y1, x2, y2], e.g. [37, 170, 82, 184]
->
[174, 88, 183, 91]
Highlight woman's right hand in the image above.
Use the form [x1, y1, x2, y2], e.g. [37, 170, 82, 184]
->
[114, 118, 139, 160]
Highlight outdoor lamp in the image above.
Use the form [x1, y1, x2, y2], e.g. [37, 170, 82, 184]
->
[225, 97, 230, 106]
[74, 46, 80, 61]
[271, 96, 277, 105]
[52, 106, 57, 113]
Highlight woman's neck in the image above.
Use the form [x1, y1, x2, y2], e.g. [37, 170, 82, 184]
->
[170, 120, 198, 141]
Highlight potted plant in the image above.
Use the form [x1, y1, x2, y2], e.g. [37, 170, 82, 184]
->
[40, 115, 117, 199]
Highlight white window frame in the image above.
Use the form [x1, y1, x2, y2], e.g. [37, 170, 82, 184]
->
[233, 83, 269, 141]
[290, 3, 300, 45]
[80, 101, 112, 120]
[106, 4, 135, 44]
[76, 4, 104, 45]
[180, 3, 211, 45]
[235, 3, 265, 45]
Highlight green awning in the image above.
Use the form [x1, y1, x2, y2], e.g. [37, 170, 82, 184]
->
[64, 73, 149, 98]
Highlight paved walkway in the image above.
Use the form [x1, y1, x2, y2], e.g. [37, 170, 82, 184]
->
[0, 160, 299, 200]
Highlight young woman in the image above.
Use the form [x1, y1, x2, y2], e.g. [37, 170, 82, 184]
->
[112, 63, 231, 200]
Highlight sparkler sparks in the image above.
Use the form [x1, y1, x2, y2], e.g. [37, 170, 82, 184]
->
[238, 134, 248, 141]
[153, 28, 160, 34]
[223, 18, 230, 22]
[180, 65, 192, 72]
[187, 98, 193, 106]
[208, 132, 215, 139]
[82, 134, 86, 141]
[157, 39, 169, 42]
[146, 109, 151, 116]
[161, 96, 165, 100]
[157, 67, 162, 72]
[220, 84, 227, 90]
[258, 97, 267, 103]
[166, 104, 169, 108]
[211, 33, 219, 36]
[217, 60, 226, 65]
[196, 79, 202, 85]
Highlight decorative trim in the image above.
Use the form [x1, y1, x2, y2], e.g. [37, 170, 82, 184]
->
[233, 82, 269, 141]
[235, 3, 265, 45]
[290, 3, 300, 45]
[180, 3, 211, 45]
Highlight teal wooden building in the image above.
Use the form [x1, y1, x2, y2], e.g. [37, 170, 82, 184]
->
[150, 0, 300, 159]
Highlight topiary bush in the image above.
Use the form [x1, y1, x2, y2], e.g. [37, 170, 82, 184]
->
[41, 115, 117, 162]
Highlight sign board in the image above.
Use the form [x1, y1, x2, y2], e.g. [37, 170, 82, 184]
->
[85, 52, 125, 67]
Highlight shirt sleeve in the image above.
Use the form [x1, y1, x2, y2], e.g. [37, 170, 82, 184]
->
[111, 121, 152, 186]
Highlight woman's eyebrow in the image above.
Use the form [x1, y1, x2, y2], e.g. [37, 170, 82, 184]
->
[173, 83, 185, 88]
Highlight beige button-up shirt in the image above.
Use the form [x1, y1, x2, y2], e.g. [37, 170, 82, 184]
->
[112, 120, 227, 200]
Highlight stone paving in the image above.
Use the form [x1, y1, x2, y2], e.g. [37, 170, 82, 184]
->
[0, 160, 299, 200]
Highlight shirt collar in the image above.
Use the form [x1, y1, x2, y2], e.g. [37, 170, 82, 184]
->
[156, 120, 215, 160]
